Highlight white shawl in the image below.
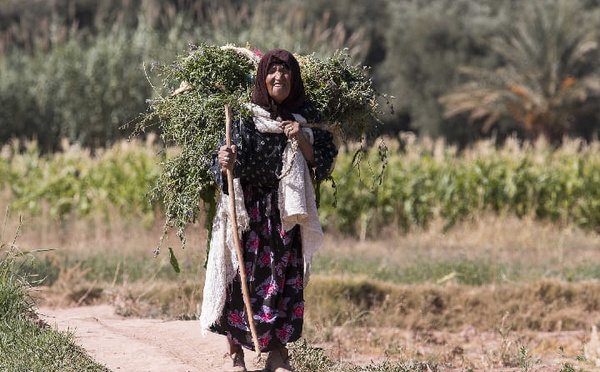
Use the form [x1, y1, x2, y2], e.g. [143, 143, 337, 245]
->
[200, 105, 324, 334]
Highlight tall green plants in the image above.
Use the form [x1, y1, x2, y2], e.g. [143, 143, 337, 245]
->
[5, 137, 600, 239]
[3, 140, 161, 223]
[0, 216, 31, 322]
[319, 137, 600, 238]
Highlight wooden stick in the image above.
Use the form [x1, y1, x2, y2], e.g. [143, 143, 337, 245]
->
[224, 104, 262, 357]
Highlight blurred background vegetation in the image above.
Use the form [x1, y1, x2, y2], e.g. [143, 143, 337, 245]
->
[2, 0, 600, 152]
[4, 0, 600, 237]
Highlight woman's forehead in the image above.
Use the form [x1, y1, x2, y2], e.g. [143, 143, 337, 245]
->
[268, 60, 289, 69]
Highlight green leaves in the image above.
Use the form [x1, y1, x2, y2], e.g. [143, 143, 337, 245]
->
[168, 247, 181, 274]
[137, 44, 389, 250]
[301, 50, 389, 139]
[4, 136, 600, 241]
[137, 45, 258, 251]
[319, 138, 600, 238]
[3, 140, 161, 223]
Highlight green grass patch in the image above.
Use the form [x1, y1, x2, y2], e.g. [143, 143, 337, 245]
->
[563, 263, 600, 282]
[1, 242, 108, 371]
[0, 317, 109, 371]
[313, 253, 505, 285]
[16, 251, 206, 287]
[314, 251, 600, 286]
[290, 339, 439, 371]
[27, 248, 600, 291]
[13, 255, 61, 286]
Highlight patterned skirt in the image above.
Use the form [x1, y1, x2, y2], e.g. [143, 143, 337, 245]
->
[210, 185, 304, 352]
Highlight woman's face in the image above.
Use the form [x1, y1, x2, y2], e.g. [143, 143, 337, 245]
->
[266, 63, 292, 104]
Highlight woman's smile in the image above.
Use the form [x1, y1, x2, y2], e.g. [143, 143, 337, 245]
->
[266, 63, 292, 104]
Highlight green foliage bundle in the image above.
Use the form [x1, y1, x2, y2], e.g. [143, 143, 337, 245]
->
[138, 44, 257, 247]
[137, 43, 388, 249]
[301, 50, 390, 139]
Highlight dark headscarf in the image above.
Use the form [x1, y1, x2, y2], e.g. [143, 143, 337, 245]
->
[251, 49, 305, 121]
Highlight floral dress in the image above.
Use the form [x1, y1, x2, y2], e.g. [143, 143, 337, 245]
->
[209, 103, 337, 352]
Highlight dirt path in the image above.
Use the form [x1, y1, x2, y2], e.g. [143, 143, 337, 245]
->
[38, 305, 264, 372]
[38, 304, 592, 372]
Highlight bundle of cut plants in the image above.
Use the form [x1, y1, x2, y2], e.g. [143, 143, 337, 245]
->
[137, 43, 390, 253]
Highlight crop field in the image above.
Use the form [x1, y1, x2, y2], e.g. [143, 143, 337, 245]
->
[3, 137, 600, 371]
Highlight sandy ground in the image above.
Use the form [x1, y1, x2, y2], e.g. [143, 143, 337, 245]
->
[38, 305, 265, 372]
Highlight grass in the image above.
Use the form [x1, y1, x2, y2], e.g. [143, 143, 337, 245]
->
[314, 244, 600, 285]
[289, 339, 438, 371]
[2, 195, 599, 370]
[0, 217, 109, 372]
[317, 213, 600, 283]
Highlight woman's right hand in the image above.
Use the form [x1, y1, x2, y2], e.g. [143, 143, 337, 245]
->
[218, 145, 237, 172]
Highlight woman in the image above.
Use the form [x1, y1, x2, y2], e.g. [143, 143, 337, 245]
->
[200, 49, 337, 372]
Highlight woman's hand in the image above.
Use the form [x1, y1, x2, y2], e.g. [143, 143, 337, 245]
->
[280, 120, 301, 140]
[280, 121, 314, 165]
[218, 145, 237, 173]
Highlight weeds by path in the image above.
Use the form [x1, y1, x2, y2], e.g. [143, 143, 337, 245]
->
[290, 339, 439, 371]
[0, 213, 109, 372]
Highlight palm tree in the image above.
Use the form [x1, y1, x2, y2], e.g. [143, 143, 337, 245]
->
[439, 0, 600, 143]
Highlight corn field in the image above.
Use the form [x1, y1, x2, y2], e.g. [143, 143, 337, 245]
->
[0, 138, 161, 224]
[319, 135, 600, 238]
[2, 136, 600, 239]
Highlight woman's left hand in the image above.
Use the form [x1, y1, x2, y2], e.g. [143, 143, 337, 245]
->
[280, 120, 314, 164]
[280, 121, 302, 140]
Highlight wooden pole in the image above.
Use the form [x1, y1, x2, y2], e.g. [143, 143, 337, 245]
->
[224, 104, 262, 357]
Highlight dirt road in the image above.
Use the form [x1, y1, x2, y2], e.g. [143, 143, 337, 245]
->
[39, 305, 264, 372]
[38, 304, 592, 372]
